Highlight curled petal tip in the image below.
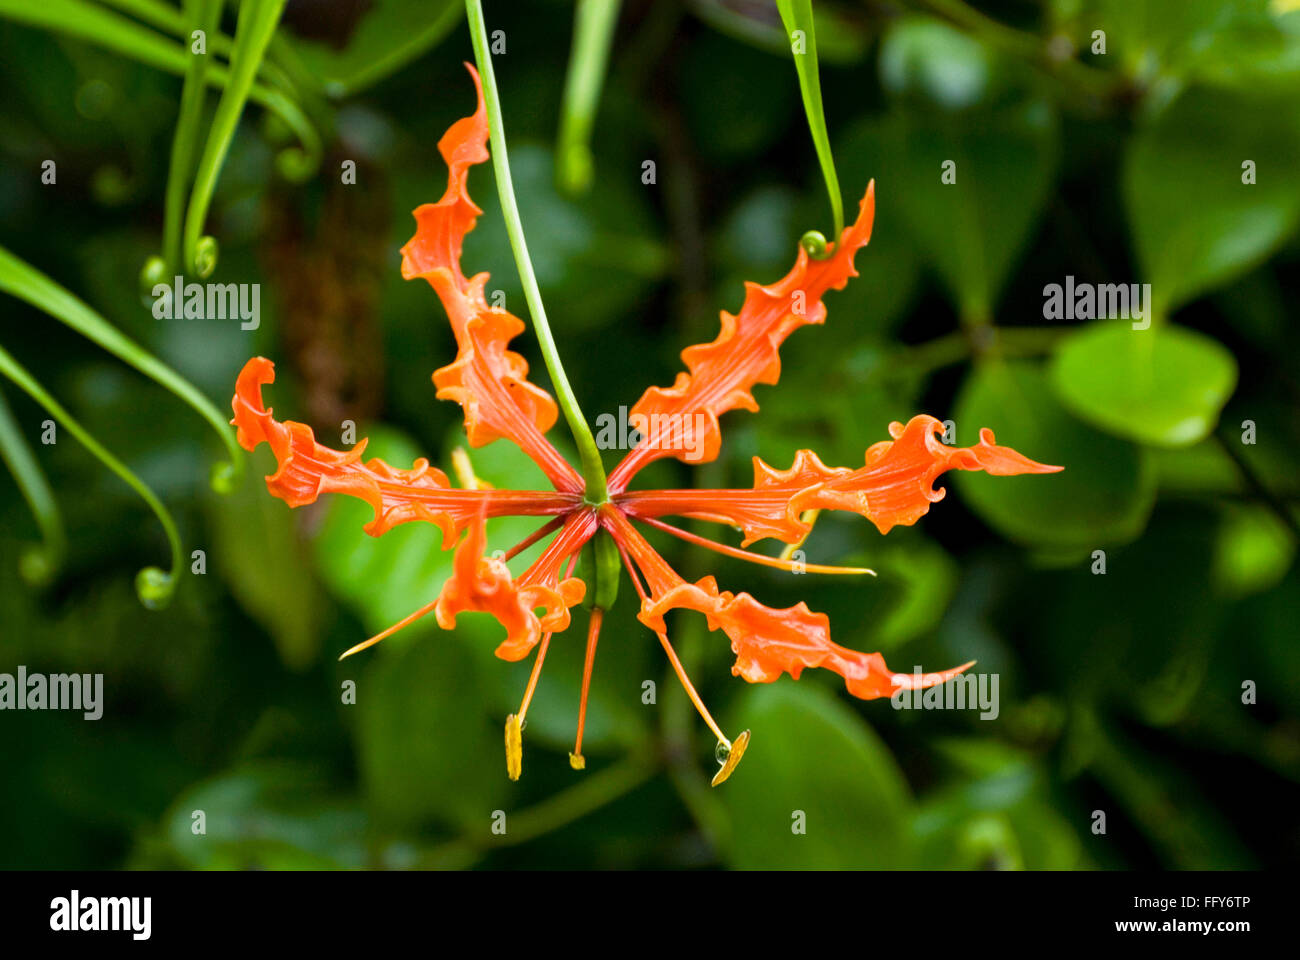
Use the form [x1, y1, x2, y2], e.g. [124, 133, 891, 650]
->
[711, 730, 750, 787]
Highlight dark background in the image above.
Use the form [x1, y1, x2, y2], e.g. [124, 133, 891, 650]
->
[1, 0, 1298, 869]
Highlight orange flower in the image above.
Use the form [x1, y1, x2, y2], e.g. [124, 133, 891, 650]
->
[231, 67, 1061, 786]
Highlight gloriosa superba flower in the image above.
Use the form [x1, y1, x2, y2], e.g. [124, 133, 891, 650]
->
[230, 67, 1061, 786]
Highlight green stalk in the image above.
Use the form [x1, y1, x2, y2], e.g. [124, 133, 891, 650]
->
[556, 0, 622, 196]
[0, 388, 66, 585]
[0, 345, 181, 609]
[0, 244, 242, 491]
[97, 0, 298, 93]
[776, 0, 843, 257]
[162, 0, 220, 274]
[184, 0, 288, 278]
[465, 0, 607, 503]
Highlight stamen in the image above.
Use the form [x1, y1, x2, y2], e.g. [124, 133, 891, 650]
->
[778, 508, 820, 561]
[450, 446, 492, 490]
[504, 713, 522, 781]
[507, 551, 578, 781]
[503, 515, 565, 561]
[570, 606, 603, 770]
[338, 596, 439, 660]
[636, 514, 874, 576]
[611, 533, 750, 787]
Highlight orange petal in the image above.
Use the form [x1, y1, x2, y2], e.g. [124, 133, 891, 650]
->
[607, 184, 876, 491]
[604, 508, 966, 701]
[231, 357, 579, 542]
[436, 509, 594, 661]
[399, 64, 581, 492]
[617, 414, 1062, 544]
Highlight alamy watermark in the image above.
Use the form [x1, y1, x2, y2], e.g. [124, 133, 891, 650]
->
[594, 405, 708, 461]
[50, 891, 150, 940]
[1043, 275, 1152, 330]
[891, 668, 999, 720]
[151, 276, 260, 330]
[0, 666, 102, 719]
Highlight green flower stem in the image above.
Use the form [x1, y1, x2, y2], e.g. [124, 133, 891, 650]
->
[0, 244, 242, 491]
[163, 0, 220, 274]
[0, 388, 66, 585]
[556, 0, 622, 196]
[0, 345, 181, 609]
[776, 0, 843, 256]
[184, 0, 288, 278]
[465, 0, 608, 504]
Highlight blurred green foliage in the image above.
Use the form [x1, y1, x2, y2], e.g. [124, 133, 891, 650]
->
[1, 0, 1299, 870]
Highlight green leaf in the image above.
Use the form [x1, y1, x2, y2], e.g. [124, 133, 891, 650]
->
[284, 0, 462, 98]
[718, 683, 915, 868]
[953, 360, 1155, 548]
[355, 632, 506, 831]
[1124, 86, 1300, 315]
[863, 100, 1059, 320]
[159, 764, 367, 869]
[1213, 503, 1296, 599]
[207, 446, 323, 669]
[776, 0, 843, 243]
[879, 16, 997, 110]
[687, 0, 871, 65]
[463, 144, 667, 333]
[1051, 321, 1238, 447]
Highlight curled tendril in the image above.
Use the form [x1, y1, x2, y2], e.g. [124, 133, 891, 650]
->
[800, 229, 831, 259]
[256, 87, 323, 184]
[0, 344, 182, 609]
[209, 460, 237, 495]
[184, 0, 293, 281]
[138, 254, 169, 304]
[192, 235, 220, 279]
[20, 545, 59, 587]
[0, 388, 66, 585]
[135, 566, 176, 611]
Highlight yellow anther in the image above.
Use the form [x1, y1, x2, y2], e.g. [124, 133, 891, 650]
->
[711, 730, 751, 787]
[505, 714, 522, 781]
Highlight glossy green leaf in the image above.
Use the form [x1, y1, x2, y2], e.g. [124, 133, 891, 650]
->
[207, 445, 323, 670]
[1213, 503, 1296, 599]
[1051, 321, 1238, 447]
[718, 683, 915, 868]
[355, 631, 506, 831]
[1124, 86, 1300, 316]
[285, 0, 462, 97]
[161, 764, 367, 869]
[864, 100, 1059, 320]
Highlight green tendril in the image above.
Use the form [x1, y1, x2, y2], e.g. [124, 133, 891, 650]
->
[556, 0, 622, 196]
[161, 0, 220, 276]
[0, 345, 180, 609]
[0, 388, 66, 585]
[799, 230, 829, 259]
[466, 0, 609, 505]
[0, 245, 242, 491]
[777, 0, 844, 258]
[184, 0, 288, 278]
